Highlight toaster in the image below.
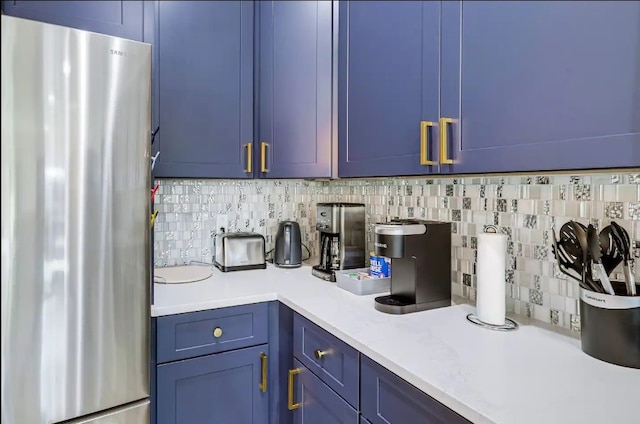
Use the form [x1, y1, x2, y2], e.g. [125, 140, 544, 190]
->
[214, 232, 266, 272]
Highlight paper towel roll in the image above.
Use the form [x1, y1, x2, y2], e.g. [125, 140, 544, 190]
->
[476, 231, 508, 325]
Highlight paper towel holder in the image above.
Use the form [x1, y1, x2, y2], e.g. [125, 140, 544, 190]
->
[466, 225, 519, 331]
[466, 313, 518, 331]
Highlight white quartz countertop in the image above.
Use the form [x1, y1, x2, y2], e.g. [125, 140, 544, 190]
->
[152, 264, 640, 424]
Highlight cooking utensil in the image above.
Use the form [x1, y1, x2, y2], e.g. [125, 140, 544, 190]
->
[587, 224, 615, 295]
[598, 225, 623, 276]
[552, 224, 599, 292]
[610, 221, 636, 296]
[571, 221, 606, 293]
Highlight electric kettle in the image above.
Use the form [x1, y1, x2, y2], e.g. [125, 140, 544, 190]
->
[274, 221, 302, 268]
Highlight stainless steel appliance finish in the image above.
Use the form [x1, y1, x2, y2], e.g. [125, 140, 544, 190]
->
[214, 232, 267, 272]
[1, 16, 151, 424]
[313, 203, 366, 282]
[69, 400, 150, 424]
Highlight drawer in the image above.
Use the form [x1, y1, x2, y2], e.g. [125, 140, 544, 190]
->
[292, 359, 358, 424]
[293, 313, 359, 408]
[361, 355, 471, 424]
[157, 303, 268, 364]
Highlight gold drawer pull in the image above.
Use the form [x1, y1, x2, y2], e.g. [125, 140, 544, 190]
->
[259, 352, 267, 392]
[244, 143, 252, 173]
[213, 327, 223, 338]
[288, 368, 302, 410]
[261, 142, 269, 173]
[314, 349, 329, 360]
[439, 117, 454, 164]
[420, 121, 436, 165]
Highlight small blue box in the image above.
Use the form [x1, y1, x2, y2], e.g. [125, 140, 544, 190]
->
[369, 254, 391, 278]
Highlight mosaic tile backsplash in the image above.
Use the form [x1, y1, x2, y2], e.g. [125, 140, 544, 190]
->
[153, 172, 640, 332]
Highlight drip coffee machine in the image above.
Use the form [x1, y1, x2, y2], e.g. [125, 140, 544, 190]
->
[312, 203, 366, 282]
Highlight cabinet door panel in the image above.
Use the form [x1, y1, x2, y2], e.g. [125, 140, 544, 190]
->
[293, 360, 358, 424]
[441, 1, 640, 173]
[2, 1, 144, 41]
[157, 345, 268, 424]
[338, 1, 441, 177]
[154, 1, 253, 178]
[258, 1, 332, 178]
[361, 356, 470, 424]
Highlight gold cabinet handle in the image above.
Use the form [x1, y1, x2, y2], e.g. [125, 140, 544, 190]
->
[287, 368, 302, 410]
[259, 352, 267, 392]
[260, 142, 269, 173]
[439, 117, 454, 164]
[314, 349, 329, 360]
[213, 327, 223, 338]
[244, 143, 252, 173]
[420, 121, 436, 165]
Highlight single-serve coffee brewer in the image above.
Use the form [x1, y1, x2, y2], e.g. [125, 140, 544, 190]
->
[312, 203, 366, 282]
[373, 219, 451, 314]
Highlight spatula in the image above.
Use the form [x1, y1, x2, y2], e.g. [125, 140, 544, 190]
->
[587, 224, 615, 295]
[610, 221, 636, 296]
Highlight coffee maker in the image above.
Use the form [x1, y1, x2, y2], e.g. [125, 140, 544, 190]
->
[312, 203, 366, 282]
[373, 219, 451, 314]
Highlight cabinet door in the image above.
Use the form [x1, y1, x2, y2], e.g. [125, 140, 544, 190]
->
[440, 1, 640, 173]
[153, 1, 253, 178]
[157, 345, 268, 424]
[292, 360, 358, 424]
[338, 1, 441, 177]
[361, 356, 470, 424]
[258, 1, 332, 178]
[2, 1, 144, 41]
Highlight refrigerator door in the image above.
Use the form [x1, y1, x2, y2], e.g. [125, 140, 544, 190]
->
[1, 16, 151, 424]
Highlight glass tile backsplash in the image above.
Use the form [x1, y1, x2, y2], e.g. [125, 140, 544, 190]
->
[153, 172, 639, 332]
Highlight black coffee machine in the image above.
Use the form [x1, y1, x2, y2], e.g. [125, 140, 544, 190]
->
[373, 219, 451, 314]
[312, 203, 366, 282]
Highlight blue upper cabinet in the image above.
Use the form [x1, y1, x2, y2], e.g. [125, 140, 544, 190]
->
[257, 1, 333, 178]
[338, 1, 442, 178]
[153, 1, 254, 178]
[2, 1, 145, 41]
[440, 1, 640, 173]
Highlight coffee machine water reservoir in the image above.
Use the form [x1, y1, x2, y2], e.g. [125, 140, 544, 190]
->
[312, 203, 366, 282]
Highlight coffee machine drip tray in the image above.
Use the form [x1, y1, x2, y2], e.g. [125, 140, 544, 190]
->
[374, 295, 451, 315]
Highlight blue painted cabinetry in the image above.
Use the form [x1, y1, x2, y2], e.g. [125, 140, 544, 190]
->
[155, 304, 270, 424]
[338, 1, 639, 177]
[1, 1, 145, 41]
[440, 1, 640, 173]
[157, 345, 268, 424]
[292, 359, 358, 424]
[257, 1, 333, 178]
[152, 1, 254, 178]
[338, 1, 442, 178]
[361, 355, 470, 424]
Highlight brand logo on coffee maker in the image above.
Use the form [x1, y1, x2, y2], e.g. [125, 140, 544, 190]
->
[374, 242, 387, 249]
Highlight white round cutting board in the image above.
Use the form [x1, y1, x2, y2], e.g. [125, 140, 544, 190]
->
[154, 265, 213, 284]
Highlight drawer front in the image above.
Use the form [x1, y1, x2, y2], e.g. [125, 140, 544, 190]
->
[157, 303, 269, 363]
[292, 359, 358, 424]
[361, 355, 471, 424]
[293, 313, 359, 407]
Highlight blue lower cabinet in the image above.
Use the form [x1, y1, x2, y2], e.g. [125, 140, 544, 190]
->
[157, 344, 269, 424]
[360, 356, 470, 424]
[1, 1, 145, 41]
[292, 359, 358, 424]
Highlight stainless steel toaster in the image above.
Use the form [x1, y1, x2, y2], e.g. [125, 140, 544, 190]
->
[214, 232, 266, 272]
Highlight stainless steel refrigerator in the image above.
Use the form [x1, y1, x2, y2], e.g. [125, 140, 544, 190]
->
[1, 15, 151, 424]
